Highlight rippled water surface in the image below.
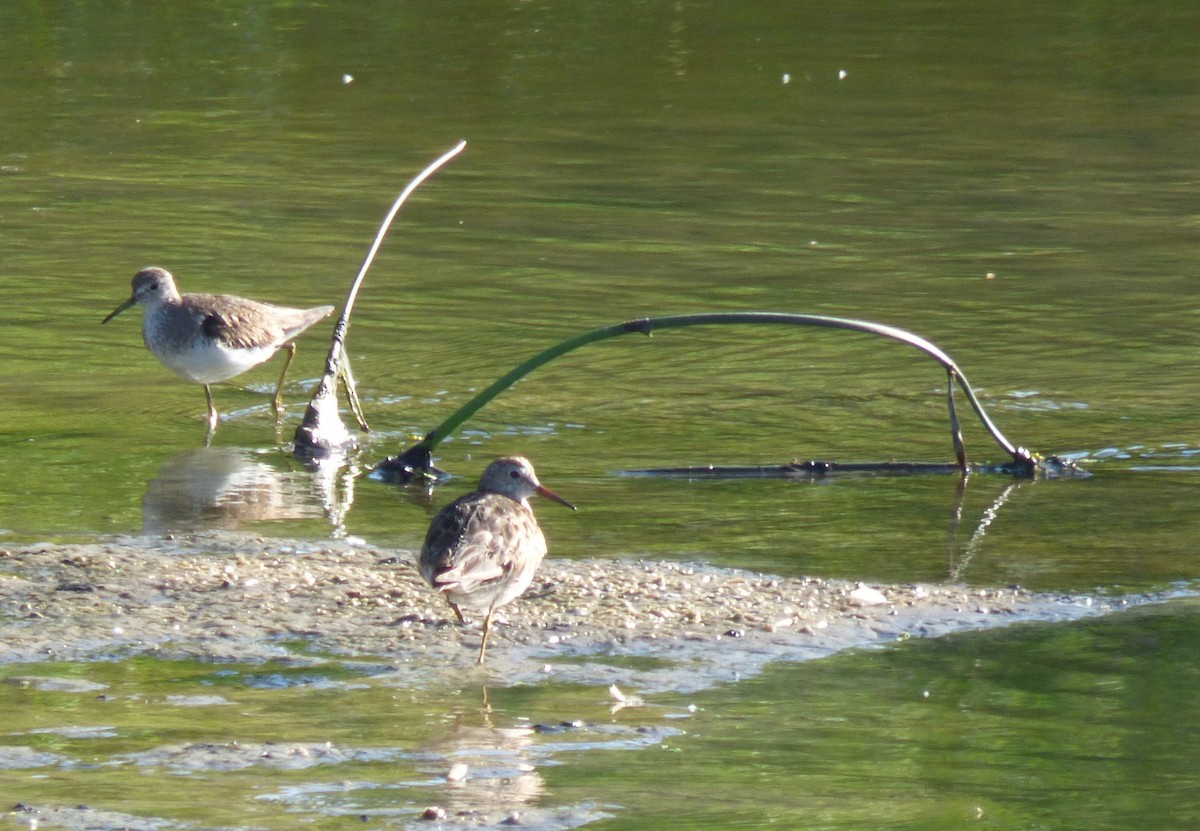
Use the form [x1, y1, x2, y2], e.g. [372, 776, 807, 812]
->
[2, 1, 1200, 828]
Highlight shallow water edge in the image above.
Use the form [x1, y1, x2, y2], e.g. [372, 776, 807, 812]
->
[0, 531, 1180, 693]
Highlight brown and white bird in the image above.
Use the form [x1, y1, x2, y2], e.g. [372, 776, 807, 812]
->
[102, 267, 333, 434]
[419, 456, 576, 663]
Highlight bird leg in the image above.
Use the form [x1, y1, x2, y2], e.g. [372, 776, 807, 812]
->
[272, 343, 298, 417]
[447, 600, 467, 625]
[477, 607, 496, 664]
[204, 385, 219, 437]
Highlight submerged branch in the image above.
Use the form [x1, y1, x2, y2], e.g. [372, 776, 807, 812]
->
[375, 311, 1062, 481]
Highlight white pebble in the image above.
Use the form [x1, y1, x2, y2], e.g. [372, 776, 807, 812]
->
[849, 585, 888, 607]
[609, 684, 644, 711]
[768, 616, 794, 632]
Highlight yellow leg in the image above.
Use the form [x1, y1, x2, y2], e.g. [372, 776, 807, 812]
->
[272, 343, 297, 416]
[204, 385, 219, 431]
[448, 600, 467, 625]
[203, 385, 218, 445]
[477, 607, 496, 664]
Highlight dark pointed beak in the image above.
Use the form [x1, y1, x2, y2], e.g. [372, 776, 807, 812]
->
[536, 485, 576, 511]
[102, 296, 136, 324]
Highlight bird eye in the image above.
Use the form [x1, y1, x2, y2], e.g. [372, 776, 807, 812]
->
[509, 470, 520, 478]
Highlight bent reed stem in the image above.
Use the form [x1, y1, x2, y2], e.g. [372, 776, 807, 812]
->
[399, 312, 1035, 473]
[294, 140, 467, 459]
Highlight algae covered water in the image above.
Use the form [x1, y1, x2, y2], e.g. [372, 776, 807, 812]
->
[3, 0, 1200, 827]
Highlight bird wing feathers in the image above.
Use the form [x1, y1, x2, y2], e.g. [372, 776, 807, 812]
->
[192, 294, 331, 350]
[419, 493, 545, 596]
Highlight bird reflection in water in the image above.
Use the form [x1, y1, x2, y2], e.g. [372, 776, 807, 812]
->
[141, 447, 325, 533]
[418, 687, 543, 823]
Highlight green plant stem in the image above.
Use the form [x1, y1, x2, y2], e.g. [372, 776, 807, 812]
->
[409, 312, 1032, 469]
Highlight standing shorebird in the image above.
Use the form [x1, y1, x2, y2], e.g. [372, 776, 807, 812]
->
[420, 456, 576, 664]
[102, 267, 334, 435]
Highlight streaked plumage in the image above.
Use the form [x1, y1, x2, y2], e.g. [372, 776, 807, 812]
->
[420, 456, 575, 663]
[103, 267, 333, 433]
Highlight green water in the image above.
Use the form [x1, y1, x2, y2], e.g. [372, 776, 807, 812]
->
[4, 603, 1200, 829]
[2, 0, 1200, 827]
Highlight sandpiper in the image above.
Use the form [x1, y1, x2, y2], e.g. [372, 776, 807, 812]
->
[419, 456, 576, 663]
[103, 267, 334, 434]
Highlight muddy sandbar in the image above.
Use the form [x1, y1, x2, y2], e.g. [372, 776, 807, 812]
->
[0, 531, 1158, 692]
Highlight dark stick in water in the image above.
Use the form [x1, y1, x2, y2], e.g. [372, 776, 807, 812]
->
[294, 139, 467, 461]
[375, 312, 1061, 481]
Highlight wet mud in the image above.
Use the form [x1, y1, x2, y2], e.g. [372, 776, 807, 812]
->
[0, 531, 1156, 692]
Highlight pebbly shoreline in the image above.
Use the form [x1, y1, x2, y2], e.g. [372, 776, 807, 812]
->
[0, 531, 1154, 692]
